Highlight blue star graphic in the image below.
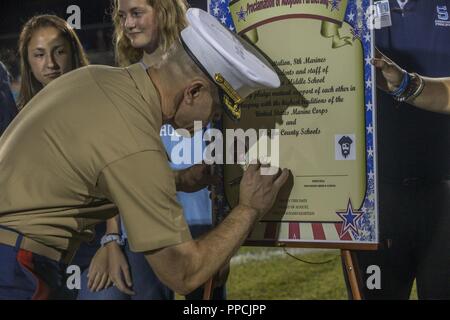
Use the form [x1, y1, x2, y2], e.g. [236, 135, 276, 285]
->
[351, 26, 362, 41]
[336, 199, 364, 238]
[237, 6, 247, 22]
[330, 0, 341, 11]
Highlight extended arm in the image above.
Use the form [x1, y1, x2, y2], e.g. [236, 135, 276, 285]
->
[146, 164, 289, 295]
[98, 151, 289, 295]
[373, 49, 450, 115]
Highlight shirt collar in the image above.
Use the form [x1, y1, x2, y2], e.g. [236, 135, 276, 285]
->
[125, 62, 162, 126]
[396, 0, 408, 10]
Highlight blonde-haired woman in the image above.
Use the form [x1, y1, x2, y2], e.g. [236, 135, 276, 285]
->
[113, 0, 188, 67]
[78, 0, 227, 300]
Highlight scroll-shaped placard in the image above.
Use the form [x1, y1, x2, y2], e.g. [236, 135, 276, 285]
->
[209, 0, 378, 247]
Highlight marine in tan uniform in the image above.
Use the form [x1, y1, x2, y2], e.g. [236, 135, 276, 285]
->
[1, 62, 190, 256]
[0, 8, 288, 298]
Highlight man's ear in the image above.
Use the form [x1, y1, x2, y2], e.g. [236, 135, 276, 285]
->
[184, 80, 206, 104]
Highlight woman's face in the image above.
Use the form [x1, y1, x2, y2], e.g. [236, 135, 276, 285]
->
[27, 26, 73, 87]
[118, 0, 159, 52]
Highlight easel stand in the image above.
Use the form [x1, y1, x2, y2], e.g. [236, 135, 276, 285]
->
[202, 278, 214, 300]
[341, 249, 363, 300]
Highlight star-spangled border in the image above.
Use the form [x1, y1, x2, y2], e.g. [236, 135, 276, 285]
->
[208, 0, 377, 243]
[330, 0, 342, 12]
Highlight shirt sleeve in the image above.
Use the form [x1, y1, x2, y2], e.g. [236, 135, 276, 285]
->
[97, 150, 191, 252]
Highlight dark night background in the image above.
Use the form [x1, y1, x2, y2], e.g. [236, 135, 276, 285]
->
[0, 0, 207, 78]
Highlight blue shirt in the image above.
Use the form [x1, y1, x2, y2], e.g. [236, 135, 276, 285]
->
[0, 62, 17, 136]
[375, 0, 450, 180]
[160, 124, 212, 226]
[121, 124, 212, 239]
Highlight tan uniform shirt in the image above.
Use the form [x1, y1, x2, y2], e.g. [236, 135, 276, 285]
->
[0, 63, 191, 256]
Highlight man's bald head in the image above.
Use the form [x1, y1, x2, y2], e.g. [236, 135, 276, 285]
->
[148, 42, 222, 134]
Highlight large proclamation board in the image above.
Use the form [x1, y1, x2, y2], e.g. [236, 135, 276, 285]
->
[209, 0, 379, 249]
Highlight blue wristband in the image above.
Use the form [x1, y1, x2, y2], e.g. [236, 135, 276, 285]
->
[390, 71, 410, 97]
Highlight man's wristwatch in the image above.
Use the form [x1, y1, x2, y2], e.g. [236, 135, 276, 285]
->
[100, 233, 125, 247]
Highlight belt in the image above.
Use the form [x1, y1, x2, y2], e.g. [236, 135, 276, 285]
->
[0, 225, 72, 264]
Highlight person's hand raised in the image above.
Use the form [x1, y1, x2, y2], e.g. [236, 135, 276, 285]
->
[372, 48, 405, 93]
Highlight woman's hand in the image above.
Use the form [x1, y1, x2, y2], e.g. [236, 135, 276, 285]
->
[87, 246, 111, 292]
[106, 242, 135, 295]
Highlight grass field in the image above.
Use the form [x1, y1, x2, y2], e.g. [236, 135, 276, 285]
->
[195, 247, 418, 300]
[227, 247, 346, 299]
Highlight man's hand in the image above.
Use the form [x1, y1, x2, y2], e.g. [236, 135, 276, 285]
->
[238, 163, 290, 218]
[174, 163, 220, 193]
[87, 246, 111, 292]
[372, 48, 405, 93]
[144, 164, 290, 295]
[106, 242, 135, 296]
